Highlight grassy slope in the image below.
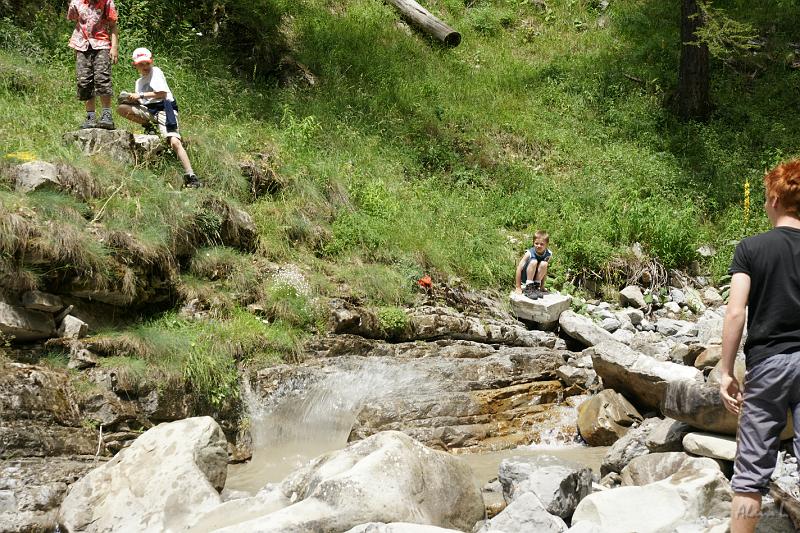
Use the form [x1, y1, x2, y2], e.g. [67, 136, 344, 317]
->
[2, 0, 799, 405]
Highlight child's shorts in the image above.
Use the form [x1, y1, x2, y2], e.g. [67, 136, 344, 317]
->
[127, 105, 182, 140]
[76, 48, 113, 101]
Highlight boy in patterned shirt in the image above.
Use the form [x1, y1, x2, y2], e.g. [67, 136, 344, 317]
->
[67, 0, 119, 129]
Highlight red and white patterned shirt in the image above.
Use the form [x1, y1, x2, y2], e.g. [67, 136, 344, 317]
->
[67, 0, 118, 52]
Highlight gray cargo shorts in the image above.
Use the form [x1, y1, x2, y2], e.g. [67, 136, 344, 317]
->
[76, 48, 113, 101]
[731, 352, 800, 494]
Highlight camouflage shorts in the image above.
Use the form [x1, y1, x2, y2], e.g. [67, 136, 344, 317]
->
[76, 48, 113, 101]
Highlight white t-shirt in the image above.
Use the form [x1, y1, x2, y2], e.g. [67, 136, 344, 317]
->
[135, 66, 174, 105]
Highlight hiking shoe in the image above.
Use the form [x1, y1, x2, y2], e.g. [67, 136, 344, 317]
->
[80, 116, 97, 129]
[523, 283, 538, 300]
[183, 174, 203, 189]
[533, 289, 544, 300]
[97, 112, 115, 130]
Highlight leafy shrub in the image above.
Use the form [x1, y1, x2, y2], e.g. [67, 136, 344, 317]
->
[378, 306, 409, 337]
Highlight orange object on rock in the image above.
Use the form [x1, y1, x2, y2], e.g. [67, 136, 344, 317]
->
[418, 275, 433, 289]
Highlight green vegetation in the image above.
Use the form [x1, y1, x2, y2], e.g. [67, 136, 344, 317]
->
[87, 309, 299, 408]
[2, 1, 799, 401]
[378, 306, 410, 338]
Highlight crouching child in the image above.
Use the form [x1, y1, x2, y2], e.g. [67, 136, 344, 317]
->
[117, 48, 202, 188]
[515, 230, 552, 300]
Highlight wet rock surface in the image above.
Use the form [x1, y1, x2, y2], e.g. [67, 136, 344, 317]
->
[190, 431, 483, 533]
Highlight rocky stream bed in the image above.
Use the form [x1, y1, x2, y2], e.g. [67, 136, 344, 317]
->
[3, 274, 800, 532]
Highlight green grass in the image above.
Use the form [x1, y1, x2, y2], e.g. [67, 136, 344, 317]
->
[89, 308, 300, 408]
[2, 0, 798, 304]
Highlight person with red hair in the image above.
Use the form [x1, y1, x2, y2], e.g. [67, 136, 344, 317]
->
[720, 160, 800, 532]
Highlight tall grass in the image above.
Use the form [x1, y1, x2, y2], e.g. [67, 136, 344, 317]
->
[2, 0, 799, 308]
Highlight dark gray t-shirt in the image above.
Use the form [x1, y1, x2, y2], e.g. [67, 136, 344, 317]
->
[729, 226, 800, 366]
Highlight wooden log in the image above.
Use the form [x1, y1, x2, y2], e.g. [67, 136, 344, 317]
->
[770, 483, 800, 529]
[386, 0, 461, 47]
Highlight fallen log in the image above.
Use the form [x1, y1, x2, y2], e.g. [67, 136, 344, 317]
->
[386, 0, 461, 47]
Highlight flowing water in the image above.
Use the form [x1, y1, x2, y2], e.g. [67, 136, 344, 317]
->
[226, 361, 605, 493]
[227, 359, 438, 492]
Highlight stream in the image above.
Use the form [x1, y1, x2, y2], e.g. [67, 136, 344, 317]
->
[225, 361, 606, 493]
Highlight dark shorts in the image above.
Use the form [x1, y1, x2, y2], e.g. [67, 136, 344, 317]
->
[76, 48, 113, 101]
[731, 352, 800, 494]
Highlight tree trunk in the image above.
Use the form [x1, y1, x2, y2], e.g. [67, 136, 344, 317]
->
[676, 0, 711, 120]
[385, 0, 461, 47]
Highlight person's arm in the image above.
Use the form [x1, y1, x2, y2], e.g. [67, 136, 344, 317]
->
[109, 24, 119, 63]
[134, 90, 168, 100]
[515, 253, 529, 292]
[719, 272, 750, 414]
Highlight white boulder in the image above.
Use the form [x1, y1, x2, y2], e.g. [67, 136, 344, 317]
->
[191, 431, 484, 533]
[58, 417, 228, 533]
[572, 461, 732, 532]
[510, 291, 572, 325]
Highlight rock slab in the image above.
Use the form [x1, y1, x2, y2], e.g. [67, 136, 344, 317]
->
[559, 311, 616, 348]
[510, 291, 572, 325]
[589, 341, 703, 410]
[0, 302, 56, 341]
[479, 491, 567, 533]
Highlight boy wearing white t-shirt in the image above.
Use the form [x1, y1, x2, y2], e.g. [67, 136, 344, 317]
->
[117, 48, 201, 188]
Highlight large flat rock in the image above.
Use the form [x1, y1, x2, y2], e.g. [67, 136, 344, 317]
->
[588, 341, 703, 411]
[0, 302, 56, 342]
[662, 379, 793, 438]
[510, 291, 572, 325]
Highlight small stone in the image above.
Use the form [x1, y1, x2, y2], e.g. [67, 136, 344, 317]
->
[599, 317, 620, 332]
[702, 287, 724, 307]
[697, 245, 716, 258]
[683, 287, 707, 314]
[619, 308, 644, 326]
[0, 301, 56, 341]
[611, 329, 634, 345]
[68, 348, 98, 370]
[694, 345, 722, 369]
[58, 315, 88, 339]
[663, 301, 681, 315]
[682, 432, 737, 461]
[619, 286, 647, 310]
[644, 418, 691, 453]
[601, 418, 661, 475]
[669, 288, 686, 306]
[558, 311, 616, 348]
[12, 160, 61, 193]
[498, 455, 592, 519]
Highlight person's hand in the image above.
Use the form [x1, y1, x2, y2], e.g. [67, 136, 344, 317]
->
[515, 287, 522, 294]
[110, 46, 119, 64]
[719, 373, 743, 415]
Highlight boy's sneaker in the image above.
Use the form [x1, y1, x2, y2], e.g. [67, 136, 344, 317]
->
[183, 174, 203, 189]
[97, 111, 115, 130]
[80, 116, 97, 129]
[523, 283, 539, 300]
